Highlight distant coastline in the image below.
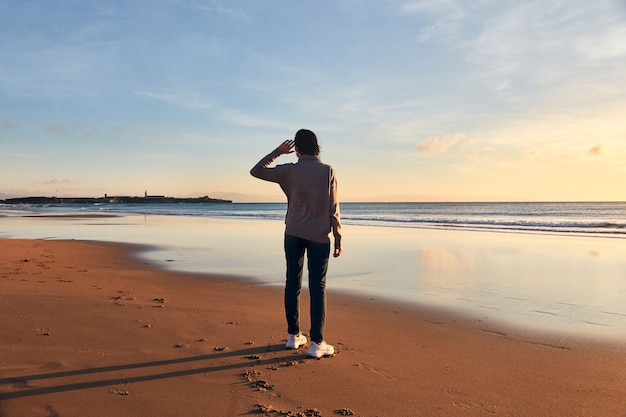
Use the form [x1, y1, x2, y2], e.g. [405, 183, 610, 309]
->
[1, 194, 232, 204]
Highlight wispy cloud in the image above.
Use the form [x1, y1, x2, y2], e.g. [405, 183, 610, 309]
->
[1, 120, 12, 129]
[588, 145, 602, 156]
[417, 133, 474, 156]
[219, 108, 287, 129]
[464, 2, 626, 104]
[0, 34, 112, 98]
[0, 151, 31, 159]
[168, 0, 249, 19]
[135, 91, 214, 111]
[400, 0, 465, 42]
[400, 0, 464, 19]
[42, 178, 78, 185]
[135, 90, 287, 129]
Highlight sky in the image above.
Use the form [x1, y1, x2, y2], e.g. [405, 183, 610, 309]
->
[1, 0, 625, 202]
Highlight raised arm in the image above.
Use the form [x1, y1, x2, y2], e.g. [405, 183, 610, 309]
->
[250, 140, 295, 181]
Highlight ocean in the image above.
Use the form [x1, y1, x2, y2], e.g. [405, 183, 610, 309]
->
[2, 201, 625, 342]
[3, 201, 626, 238]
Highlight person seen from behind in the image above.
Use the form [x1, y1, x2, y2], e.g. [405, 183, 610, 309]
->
[250, 129, 342, 358]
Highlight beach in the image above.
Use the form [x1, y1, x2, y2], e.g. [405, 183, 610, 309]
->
[2, 211, 626, 342]
[1, 237, 625, 417]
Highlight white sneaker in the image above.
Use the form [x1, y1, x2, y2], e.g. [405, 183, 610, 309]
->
[307, 341, 334, 358]
[286, 333, 307, 349]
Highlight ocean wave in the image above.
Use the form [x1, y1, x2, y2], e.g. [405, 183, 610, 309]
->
[342, 215, 626, 236]
[3, 201, 625, 238]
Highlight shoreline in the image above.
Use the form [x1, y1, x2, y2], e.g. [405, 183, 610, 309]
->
[1, 237, 625, 416]
[2, 212, 626, 343]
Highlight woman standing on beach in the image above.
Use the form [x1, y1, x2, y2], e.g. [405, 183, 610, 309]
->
[250, 129, 342, 358]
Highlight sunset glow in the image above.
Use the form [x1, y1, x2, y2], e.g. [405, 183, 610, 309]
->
[1, 1, 625, 202]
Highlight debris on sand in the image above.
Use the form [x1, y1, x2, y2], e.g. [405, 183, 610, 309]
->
[251, 403, 322, 416]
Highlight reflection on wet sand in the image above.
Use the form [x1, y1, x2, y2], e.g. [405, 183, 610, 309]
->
[417, 246, 477, 283]
[1, 214, 625, 342]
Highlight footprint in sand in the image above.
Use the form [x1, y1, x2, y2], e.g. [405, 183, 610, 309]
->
[446, 389, 484, 411]
[480, 329, 508, 337]
[452, 401, 484, 410]
[352, 362, 397, 380]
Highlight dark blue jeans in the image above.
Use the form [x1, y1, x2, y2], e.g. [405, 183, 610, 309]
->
[284, 234, 330, 344]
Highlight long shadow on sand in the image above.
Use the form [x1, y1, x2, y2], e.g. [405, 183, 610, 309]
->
[0, 344, 297, 399]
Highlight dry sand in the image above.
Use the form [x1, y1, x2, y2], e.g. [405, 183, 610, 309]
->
[1, 238, 625, 417]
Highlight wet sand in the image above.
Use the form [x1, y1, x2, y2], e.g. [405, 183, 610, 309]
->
[1, 237, 625, 416]
[3, 213, 626, 342]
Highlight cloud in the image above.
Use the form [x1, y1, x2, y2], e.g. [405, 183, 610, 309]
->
[400, 0, 464, 18]
[400, 0, 465, 42]
[464, 1, 626, 105]
[220, 108, 287, 129]
[134, 91, 213, 110]
[135, 88, 290, 129]
[588, 145, 602, 156]
[43, 178, 78, 185]
[1, 120, 13, 129]
[168, 0, 248, 18]
[417, 133, 473, 156]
